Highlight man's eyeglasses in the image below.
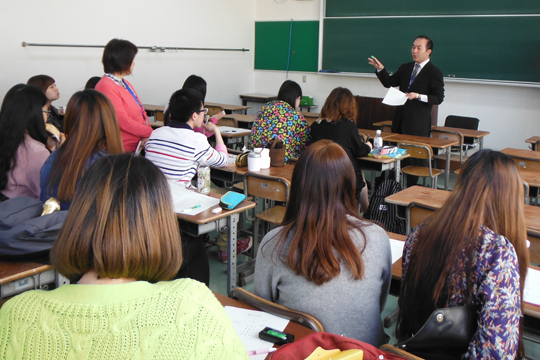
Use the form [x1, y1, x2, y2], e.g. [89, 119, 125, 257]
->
[196, 108, 208, 115]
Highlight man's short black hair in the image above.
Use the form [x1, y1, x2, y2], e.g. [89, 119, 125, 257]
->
[166, 89, 204, 124]
[414, 35, 433, 53]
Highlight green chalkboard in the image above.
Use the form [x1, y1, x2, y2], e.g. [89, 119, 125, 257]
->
[255, 21, 319, 72]
[322, 16, 540, 83]
[326, 0, 540, 17]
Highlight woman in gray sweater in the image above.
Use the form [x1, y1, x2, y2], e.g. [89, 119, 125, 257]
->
[254, 140, 391, 346]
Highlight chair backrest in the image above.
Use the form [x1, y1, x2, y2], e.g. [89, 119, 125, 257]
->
[406, 202, 437, 234]
[228, 287, 324, 332]
[207, 105, 225, 117]
[526, 229, 540, 266]
[244, 172, 290, 203]
[397, 142, 433, 161]
[381, 124, 392, 133]
[444, 115, 480, 130]
[431, 129, 464, 163]
[217, 117, 238, 127]
[379, 344, 425, 360]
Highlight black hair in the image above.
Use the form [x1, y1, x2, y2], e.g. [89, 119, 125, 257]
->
[165, 89, 204, 124]
[182, 75, 207, 101]
[277, 80, 302, 109]
[414, 35, 433, 53]
[102, 39, 138, 75]
[0, 85, 49, 190]
[85, 76, 102, 90]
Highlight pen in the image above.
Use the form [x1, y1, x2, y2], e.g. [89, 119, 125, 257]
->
[181, 204, 202, 212]
[246, 348, 277, 356]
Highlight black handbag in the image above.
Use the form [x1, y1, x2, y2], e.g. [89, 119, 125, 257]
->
[397, 305, 479, 360]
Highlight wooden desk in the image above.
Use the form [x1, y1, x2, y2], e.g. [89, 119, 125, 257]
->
[385, 134, 457, 190]
[223, 114, 256, 129]
[206, 102, 251, 115]
[358, 154, 410, 197]
[214, 291, 314, 343]
[299, 105, 318, 112]
[219, 126, 251, 149]
[432, 126, 490, 150]
[239, 93, 276, 107]
[372, 120, 393, 129]
[0, 262, 68, 303]
[502, 148, 540, 172]
[176, 193, 255, 293]
[300, 111, 320, 125]
[526, 137, 540, 151]
[358, 128, 399, 141]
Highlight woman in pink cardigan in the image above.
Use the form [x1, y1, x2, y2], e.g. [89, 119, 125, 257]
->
[95, 39, 152, 152]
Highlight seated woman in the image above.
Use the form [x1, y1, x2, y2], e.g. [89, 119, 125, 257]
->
[39, 89, 124, 209]
[250, 80, 311, 163]
[397, 150, 529, 360]
[181, 74, 225, 137]
[27, 74, 63, 132]
[0, 154, 248, 360]
[254, 140, 391, 346]
[311, 87, 373, 213]
[0, 85, 51, 200]
[95, 39, 153, 152]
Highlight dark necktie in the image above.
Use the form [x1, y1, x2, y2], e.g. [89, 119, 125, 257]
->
[409, 64, 420, 88]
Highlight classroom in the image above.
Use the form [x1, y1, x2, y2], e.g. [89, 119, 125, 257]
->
[1, 0, 539, 359]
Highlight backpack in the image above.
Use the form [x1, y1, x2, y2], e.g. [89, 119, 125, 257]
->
[364, 180, 406, 235]
[0, 197, 67, 260]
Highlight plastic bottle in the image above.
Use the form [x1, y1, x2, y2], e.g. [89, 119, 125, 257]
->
[373, 129, 383, 151]
[197, 161, 211, 194]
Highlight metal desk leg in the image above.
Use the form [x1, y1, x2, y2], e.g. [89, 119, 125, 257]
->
[227, 212, 240, 293]
[243, 134, 249, 150]
[479, 137, 484, 150]
[445, 148, 451, 190]
[395, 160, 401, 182]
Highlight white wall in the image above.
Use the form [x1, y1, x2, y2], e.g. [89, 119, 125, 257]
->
[254, 0, 540, 151]
[0, 0, 255, 106]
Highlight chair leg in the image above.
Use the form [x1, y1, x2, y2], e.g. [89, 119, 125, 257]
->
[402, 173, 407, 189]
[431, 176, 438, 189]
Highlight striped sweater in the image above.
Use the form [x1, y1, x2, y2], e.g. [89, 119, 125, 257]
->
[145, 123, 228, 182]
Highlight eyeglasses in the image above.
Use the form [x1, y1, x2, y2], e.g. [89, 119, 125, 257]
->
[42, 110, 51, 114]
[196, 108, 208, 115]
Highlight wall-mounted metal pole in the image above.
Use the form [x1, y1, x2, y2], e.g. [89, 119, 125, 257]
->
[22, 42, 249, 52]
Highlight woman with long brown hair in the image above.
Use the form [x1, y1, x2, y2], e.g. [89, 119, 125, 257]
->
[40, 89, 124, 209]
[311, 87, 372, 213]
[397, 149, 529, 359]
[254, 140, 391, 346]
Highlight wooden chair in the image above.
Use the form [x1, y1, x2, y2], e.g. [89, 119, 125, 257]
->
[217, 117, 238, 127]
[406, 202, 437, 235]
[228, 287, 324, 332]
[243, 173, 290, 254]
[444, 115, 480, 156]
[380, 344, 425, 360]
[527, 229, 540, 266]
[207, 104, 225, 117]
[398, 141, 444, 189]
[431, 129, 465, 173]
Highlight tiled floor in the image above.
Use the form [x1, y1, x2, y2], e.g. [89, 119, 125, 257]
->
[207, 171, 540, 359]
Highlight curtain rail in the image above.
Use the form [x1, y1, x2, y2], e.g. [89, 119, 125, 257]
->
[21, 42, 249, 52]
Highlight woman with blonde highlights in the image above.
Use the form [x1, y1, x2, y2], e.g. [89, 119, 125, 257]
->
[40, 89, 124, 209]
[0, 154, 248, 360]
[255, 140, 391, 346]
[397, 149, 529, 360]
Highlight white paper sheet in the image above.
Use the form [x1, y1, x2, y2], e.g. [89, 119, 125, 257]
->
[225, 306, 289, 360]
[524, 268, 540, 306]
[382, 87, 408, 106]
[389, 238, 405, 264]
[218, 126, 251, 135]
[168, 180, 220, 215]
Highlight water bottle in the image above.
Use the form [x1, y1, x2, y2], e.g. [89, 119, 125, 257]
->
[197, 161, 211, 194]
[373, 130, 383, 151]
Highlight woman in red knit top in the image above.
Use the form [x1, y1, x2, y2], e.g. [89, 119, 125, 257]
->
[95, 39, 152, 152]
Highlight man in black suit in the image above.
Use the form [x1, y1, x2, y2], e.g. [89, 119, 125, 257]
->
[369, 35, 444, 137]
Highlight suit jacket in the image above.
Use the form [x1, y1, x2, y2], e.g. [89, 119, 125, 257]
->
[376, 61, 444, 137]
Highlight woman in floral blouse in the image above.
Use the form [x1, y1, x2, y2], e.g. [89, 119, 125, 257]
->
[250, 80, 310, 163]
[397, 149, 529, 360]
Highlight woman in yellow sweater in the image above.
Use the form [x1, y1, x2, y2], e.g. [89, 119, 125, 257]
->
[0, 154, 247, 360]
